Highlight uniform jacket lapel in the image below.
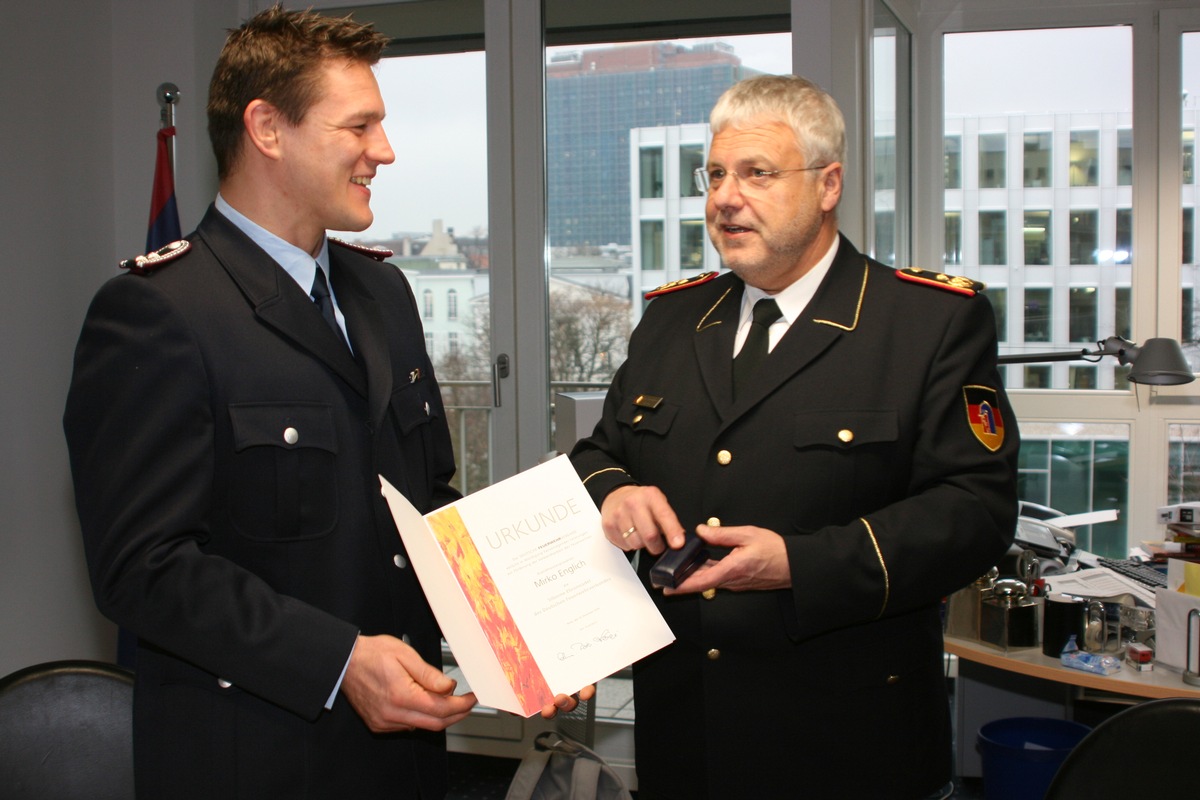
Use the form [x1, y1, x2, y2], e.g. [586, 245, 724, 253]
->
[691, 278, 742, 413]
[719, 235, 872, 419]
[329, 246, 393, 428]
[196, 206, 369, 398]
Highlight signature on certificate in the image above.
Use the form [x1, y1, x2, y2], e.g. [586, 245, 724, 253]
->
[557, 629, 619, 661]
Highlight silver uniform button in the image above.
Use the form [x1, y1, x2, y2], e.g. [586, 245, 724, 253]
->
[424, 401, 431, 415]
[217, 678, 233, 689]
[393, 554, 408, 569]
[283, 427, 299, 445]
[401, 634, 412, 646]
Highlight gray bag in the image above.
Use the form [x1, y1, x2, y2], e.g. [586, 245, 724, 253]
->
[504, 731, 633, 800]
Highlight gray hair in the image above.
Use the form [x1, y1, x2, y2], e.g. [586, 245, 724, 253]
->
[710, 74, 846, 167]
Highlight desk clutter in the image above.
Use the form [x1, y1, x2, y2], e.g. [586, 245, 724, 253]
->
[945, 548, 1200, 684]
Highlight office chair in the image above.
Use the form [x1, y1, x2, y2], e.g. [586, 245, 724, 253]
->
[0, 659, 135, 800]
[1043, 696, 1200, 799]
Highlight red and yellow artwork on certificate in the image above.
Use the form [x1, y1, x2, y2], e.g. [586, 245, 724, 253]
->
[426, 505, 554, 715]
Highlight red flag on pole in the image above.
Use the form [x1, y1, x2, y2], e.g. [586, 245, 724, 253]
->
[146, 125, 181, 252]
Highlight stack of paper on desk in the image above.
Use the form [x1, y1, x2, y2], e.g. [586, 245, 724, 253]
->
[380, 455, 675, 717]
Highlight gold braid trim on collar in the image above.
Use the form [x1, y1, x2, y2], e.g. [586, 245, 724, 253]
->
[812, 259, 869, 332]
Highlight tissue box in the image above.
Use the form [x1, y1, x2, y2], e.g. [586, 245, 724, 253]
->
[1154, 586, 1200, 672]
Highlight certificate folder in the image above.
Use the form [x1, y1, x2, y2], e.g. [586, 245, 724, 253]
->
[380, 455, 674, 717]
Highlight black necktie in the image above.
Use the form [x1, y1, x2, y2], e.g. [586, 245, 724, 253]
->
[310, 267, 348, 348]
[733, 298, 782, 398]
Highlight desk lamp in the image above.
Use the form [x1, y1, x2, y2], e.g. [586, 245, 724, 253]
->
[997, 335, 1195, 385]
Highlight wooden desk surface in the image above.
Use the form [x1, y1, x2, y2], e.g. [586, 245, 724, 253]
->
[944, 634, 1200, 700]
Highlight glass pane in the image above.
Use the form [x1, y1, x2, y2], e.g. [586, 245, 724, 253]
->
[978, 132, 1006, 188]
[872, 1, 909, 268]
[1183, 35, 1200, 369]
[547, 32, 791, 395]
[331, 51, 492, 494]
[946, 27, 1132, 391]
[945, 211, 962, 266]
[945, 135, 962, 189]
[1069, 130, 1099, 187]
[1023, 210, 1051, 265]
[979, 210, 1006, 265]
[1069, 287, 1097, 343]
[1024, 132, 1052, 187]
[1018, 422, 1131, 557]
[1167, 423, 1200, 504]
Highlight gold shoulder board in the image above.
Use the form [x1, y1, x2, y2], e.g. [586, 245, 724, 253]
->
[644, 271, 719, 299]
[896, 267, 984, 297]
[118, 240, 191, 275]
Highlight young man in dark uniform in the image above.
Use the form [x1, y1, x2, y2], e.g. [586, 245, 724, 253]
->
[65, 7, 580, 797]
[571, 74, 1019, 799]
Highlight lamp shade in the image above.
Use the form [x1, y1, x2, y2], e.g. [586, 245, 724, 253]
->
[1127, 338, 1195, 385]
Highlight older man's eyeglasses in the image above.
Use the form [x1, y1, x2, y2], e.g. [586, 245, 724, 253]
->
[693, 164, 828, 194]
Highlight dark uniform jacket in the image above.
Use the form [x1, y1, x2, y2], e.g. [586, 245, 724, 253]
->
[64, 206, 458, 799]
[571, 236, 1019, 799]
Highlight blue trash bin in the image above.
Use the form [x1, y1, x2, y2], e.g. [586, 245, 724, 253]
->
[977, 717, 1091, 800]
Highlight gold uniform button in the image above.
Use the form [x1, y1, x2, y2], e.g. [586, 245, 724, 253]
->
[706, 648, 721, 660]
[716, 449, 732, 466]
[838, 429, 854, 444]
[702, 588, 717, 600]
[886, 674, 900, 685]
[632, 413, 644, 425]
[706, 517, 721, 527]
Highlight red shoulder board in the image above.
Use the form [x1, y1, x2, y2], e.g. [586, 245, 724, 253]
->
[118, 240, 191, 275]
[330, 237, 394, 262]
[644, 271, 719, 299]
[896, 267, 984, 297]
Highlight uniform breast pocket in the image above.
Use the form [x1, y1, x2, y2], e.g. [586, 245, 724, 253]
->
[390, 380, 439, 435]
[227, 403, 338, 542]
[792, 410, 899, 515]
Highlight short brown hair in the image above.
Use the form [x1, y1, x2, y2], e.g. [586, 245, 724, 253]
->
[206, 4, 389, 180]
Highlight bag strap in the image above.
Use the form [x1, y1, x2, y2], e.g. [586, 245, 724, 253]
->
[569, 756, 602, 800]
[504, 747, 552, 800]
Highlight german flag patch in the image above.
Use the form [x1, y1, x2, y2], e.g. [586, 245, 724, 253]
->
[963, 385, 1006, 452]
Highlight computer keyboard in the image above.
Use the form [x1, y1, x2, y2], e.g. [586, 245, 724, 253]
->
[1096, 558, 1168, 589]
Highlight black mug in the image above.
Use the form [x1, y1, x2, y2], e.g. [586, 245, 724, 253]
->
[1042, 593, 1092, 657]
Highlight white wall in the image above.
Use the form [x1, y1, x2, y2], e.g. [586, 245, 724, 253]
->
[0, 0, 237, 677]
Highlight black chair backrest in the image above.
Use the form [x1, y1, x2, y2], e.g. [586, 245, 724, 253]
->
[0, 659, 135, 800]
[1044, 696, 1200, 800]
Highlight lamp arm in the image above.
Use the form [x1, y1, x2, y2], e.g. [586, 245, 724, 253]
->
[996, 336, 1137, 366]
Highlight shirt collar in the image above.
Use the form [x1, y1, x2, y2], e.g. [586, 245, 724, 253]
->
[214, 193, 331, 294]
[740, 235, 840, 326]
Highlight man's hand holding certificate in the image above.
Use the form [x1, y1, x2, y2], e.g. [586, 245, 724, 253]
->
[380, 455, 674, 717]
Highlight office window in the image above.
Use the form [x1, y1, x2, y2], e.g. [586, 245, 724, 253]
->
[680, 219, 704, 269]
[986, 286, 1007, 343]
[1116, 287, 1132, 341]
[641, 220, 664, 270]
[978, 133, 1006, 188]
[944, 135, 962, 189]
[1024, 210, 1051, 265]
[875, 135, 896, 191]
[1185, 130, 1196, 185]
[639, 147, 664, 199]
[1025, 287, 1052, 342]
[680, 143, 704, 198]
[1168, 424, 1200, 504]
[1117, 128, 1133, 186]
[1070, 365, 1097, 389]
[448, 332, 460, 356]
[875, 211, 895, 265]
[447, 288, 459, 321]
[979, 210, 1006, 265]
[423, 288, 434, 319]
[1185, 207, 1195, 265]
[425, 332, 434, 358]
[1069, 130, 1099, 186]
[1024, 132, 1052, 187]
[945, 211, 962, 266]
[1115, 209, 1132, 264]
[1070, 210, 1099, 264]
[1024, 366, 1051, 388]
[1069, 287, 1098, 343]
[1017, 424, 1130, 556]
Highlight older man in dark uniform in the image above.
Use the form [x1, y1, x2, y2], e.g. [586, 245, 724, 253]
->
[570, 74, 1019, 799]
